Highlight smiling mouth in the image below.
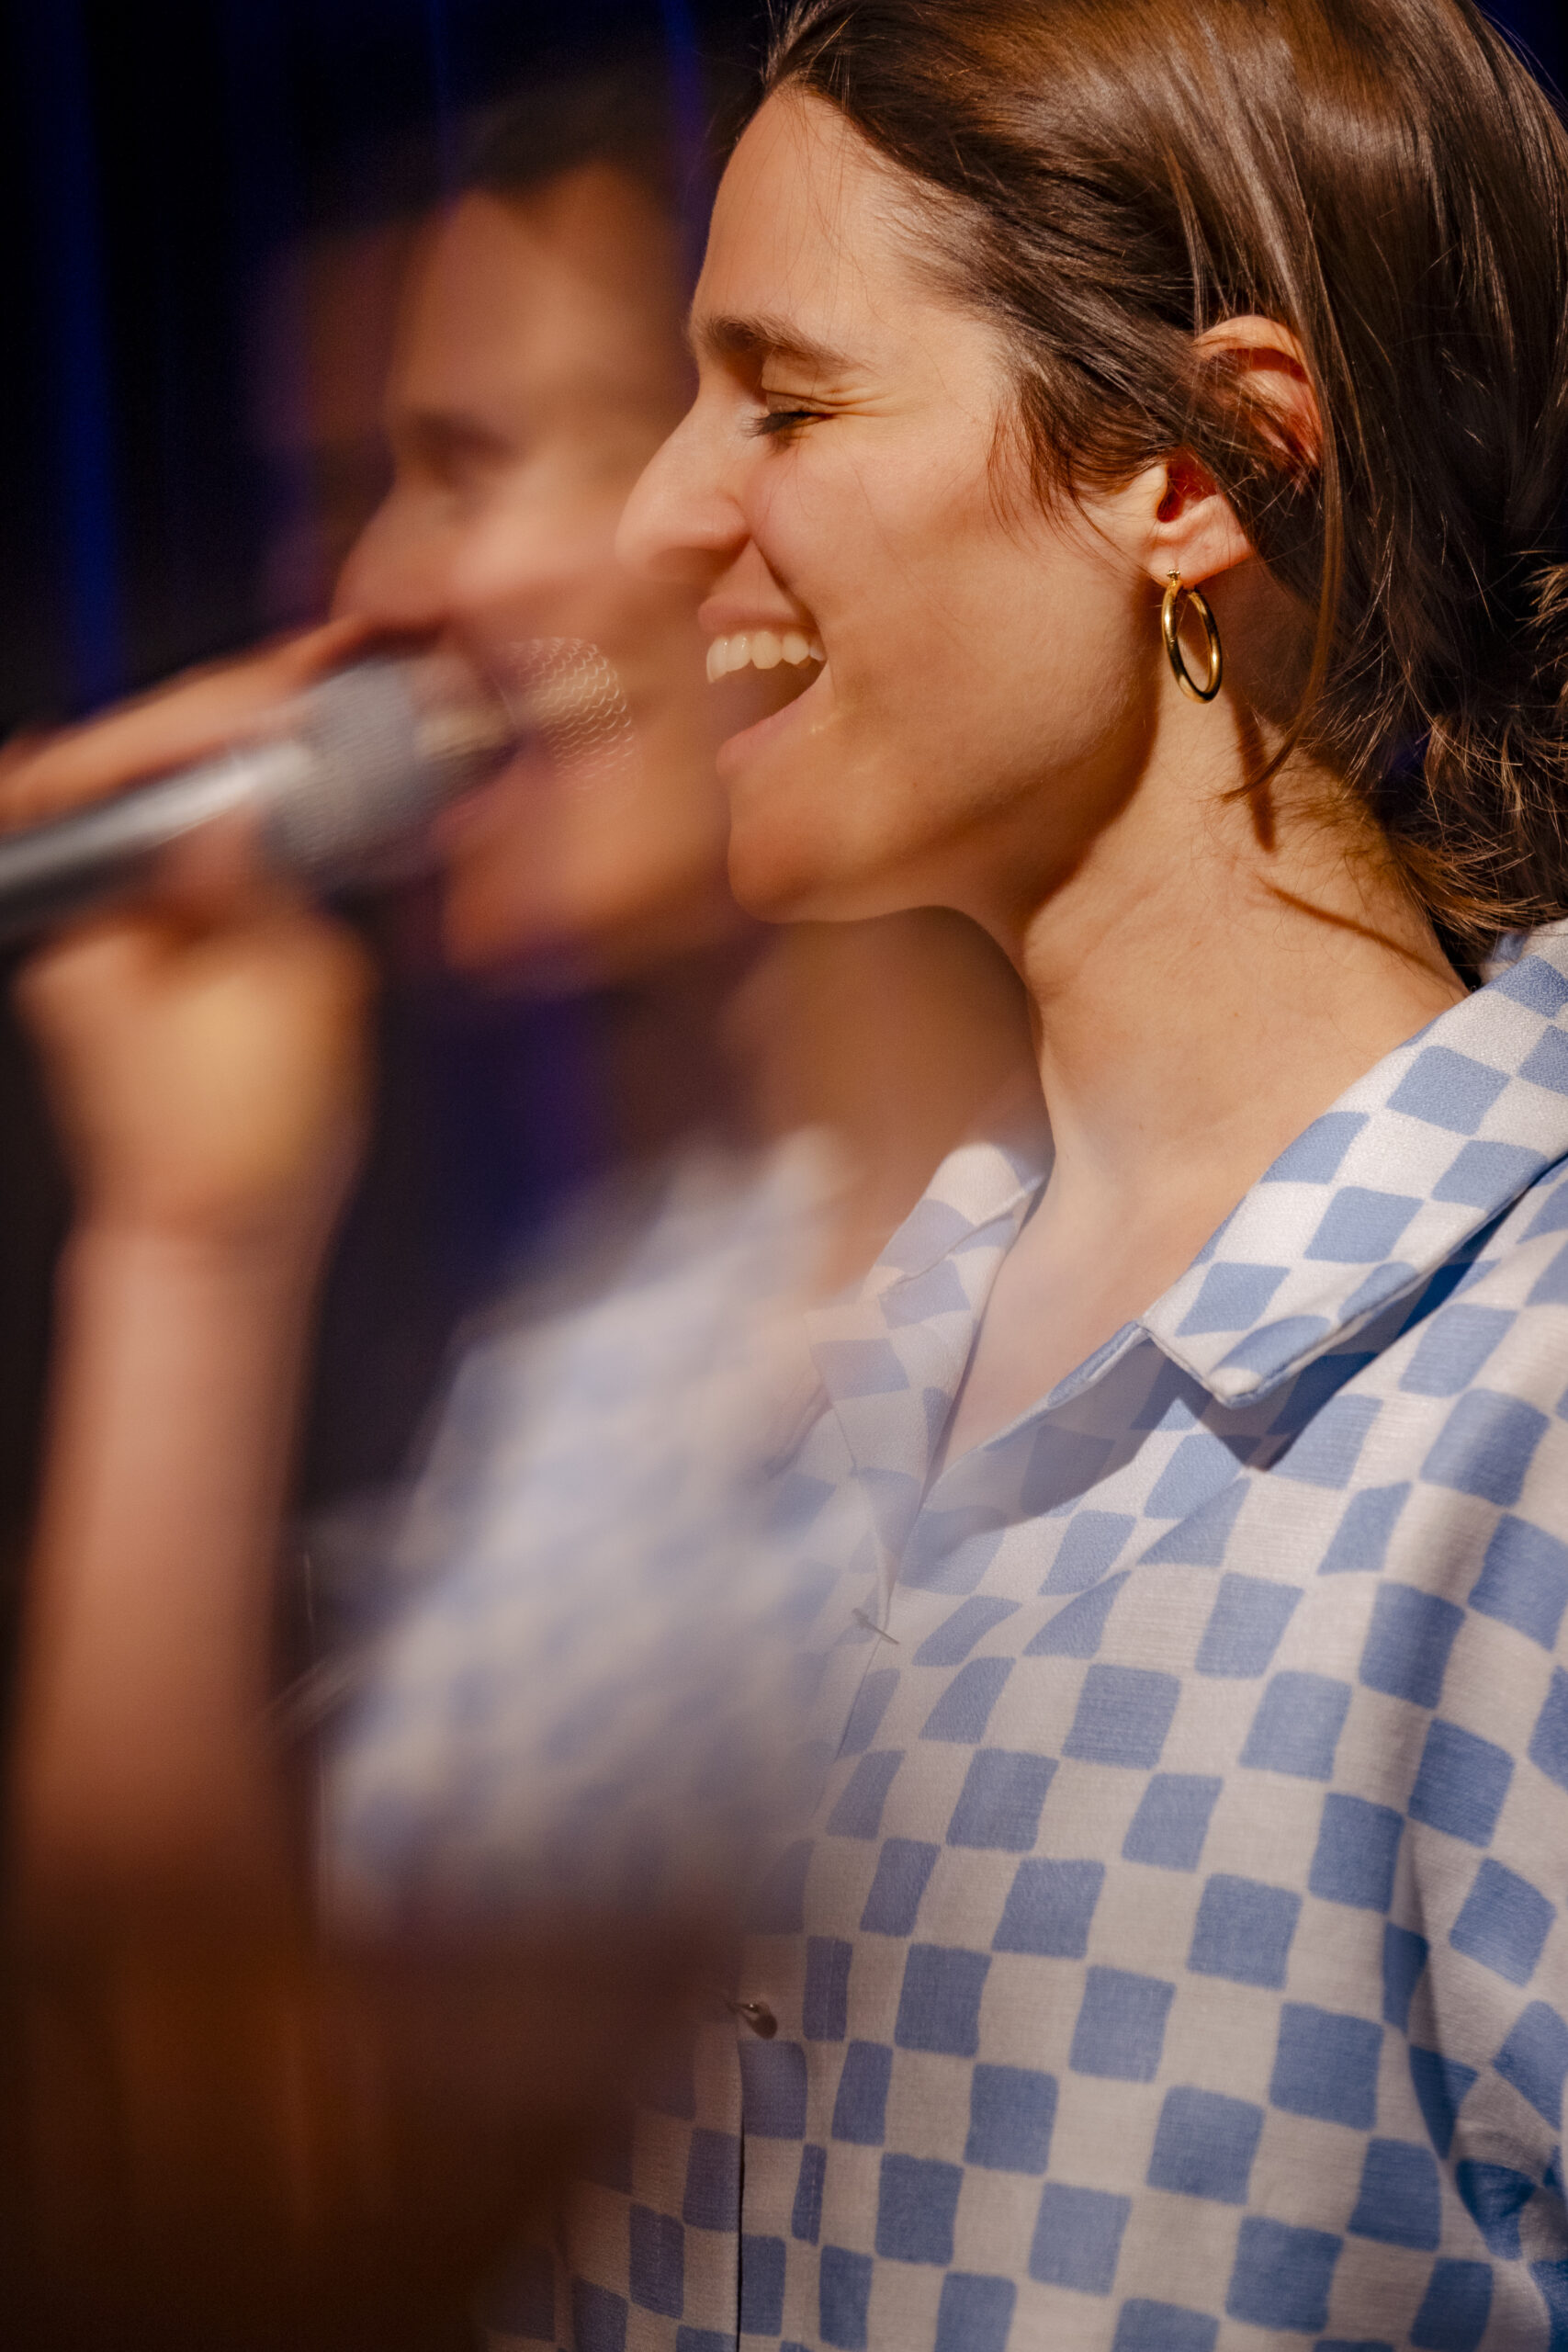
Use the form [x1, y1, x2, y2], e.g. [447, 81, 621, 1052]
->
[705, 628, 824, 684]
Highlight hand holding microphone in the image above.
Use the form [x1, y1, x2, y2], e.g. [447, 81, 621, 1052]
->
[1, 627, 630, 1249]
[0, 631, 642, 941]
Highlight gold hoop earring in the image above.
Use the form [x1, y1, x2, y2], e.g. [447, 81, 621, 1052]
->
[1161, 571, 1224, 702]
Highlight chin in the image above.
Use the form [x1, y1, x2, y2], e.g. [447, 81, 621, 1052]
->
[438, 878, 558, 976]
[436, 865, 631, 978]
[725, 831, 905, 929]
[723, 730, 929, 925]
[724, 825, 821, 922]
[441, 865, 750, 991]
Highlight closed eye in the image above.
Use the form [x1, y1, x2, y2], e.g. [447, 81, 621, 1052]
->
[396, 410, 514, 481]
[749, 406, 823, 440]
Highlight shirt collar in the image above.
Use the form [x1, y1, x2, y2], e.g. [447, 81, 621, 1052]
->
[799, 1089, 1048, 1568]
[1145, 923, 1568, 1402]
[806, 922, 1568, 1496]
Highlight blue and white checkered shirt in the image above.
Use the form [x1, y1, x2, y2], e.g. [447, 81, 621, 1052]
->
[468, 925, 1568, 2350]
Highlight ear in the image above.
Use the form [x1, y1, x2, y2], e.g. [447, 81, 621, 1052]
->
[1142, 315, 1321, 590]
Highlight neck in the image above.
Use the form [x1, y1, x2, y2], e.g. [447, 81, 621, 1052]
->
[592, 936, 756, 1164]
[932, 701, 1471, 1464]
[591, 910, 1035, 1288]
[1009, 711, 1464, 1244]
[728, 912, 1037, 1287]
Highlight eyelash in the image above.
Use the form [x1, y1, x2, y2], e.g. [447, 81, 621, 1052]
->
[750, 406, 821, 440]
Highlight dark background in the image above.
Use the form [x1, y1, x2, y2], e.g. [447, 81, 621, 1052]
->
[0, 0, 769, 1585]
[0, 0, 769, 725]
[0, 0, 1561, 1575]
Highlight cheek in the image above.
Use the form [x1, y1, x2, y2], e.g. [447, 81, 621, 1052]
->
[448, 492, 616, 612]
[727, 486, 1154, 922]
[758, 447, 1051, 731]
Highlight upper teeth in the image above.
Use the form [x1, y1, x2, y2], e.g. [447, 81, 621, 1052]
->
[706, 629, 825, 684]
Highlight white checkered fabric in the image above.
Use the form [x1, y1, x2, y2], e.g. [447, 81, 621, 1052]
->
[322, 1136, 832, 1928]
[344, 927, 1568, 2350]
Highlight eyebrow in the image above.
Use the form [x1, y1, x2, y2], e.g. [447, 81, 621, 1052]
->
[690, 309, 857, 377]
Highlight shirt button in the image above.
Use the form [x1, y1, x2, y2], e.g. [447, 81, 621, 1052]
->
[730, 1997, 778, 2039]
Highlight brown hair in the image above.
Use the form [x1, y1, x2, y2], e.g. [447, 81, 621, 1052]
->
[764, 0, 1568, 960]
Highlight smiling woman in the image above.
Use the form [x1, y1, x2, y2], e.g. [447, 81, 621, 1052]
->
[579, 0, 1568, 2345]
[645, 0, 1568, 951]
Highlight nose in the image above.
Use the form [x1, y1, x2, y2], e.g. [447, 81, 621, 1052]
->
[617, 402, 746, 588]
[333, 495, 451, 635]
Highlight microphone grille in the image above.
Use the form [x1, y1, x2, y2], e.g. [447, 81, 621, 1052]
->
[263, 639, 636, 889]
[265, 654, 514, 883]
[503, 639, 639, 786]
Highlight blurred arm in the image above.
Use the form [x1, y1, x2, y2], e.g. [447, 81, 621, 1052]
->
[11, 1221, 326, 1926]
[0, 638, 716, 2345]
[0, 632, 374, 1933]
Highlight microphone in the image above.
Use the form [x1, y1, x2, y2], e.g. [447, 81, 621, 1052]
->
[0, 640, 636, 945]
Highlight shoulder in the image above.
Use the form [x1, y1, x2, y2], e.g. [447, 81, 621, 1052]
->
[1392, 1154, 1568, 1470]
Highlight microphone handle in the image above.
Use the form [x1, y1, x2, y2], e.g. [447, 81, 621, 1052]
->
[0, 741, 308, 947]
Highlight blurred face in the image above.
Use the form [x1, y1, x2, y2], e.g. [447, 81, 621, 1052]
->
[620, 96, 1162, 935]
[338, 169, 764, 979]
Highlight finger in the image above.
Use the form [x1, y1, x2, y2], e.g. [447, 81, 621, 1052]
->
[0, 617, 379, 832]
[147, 807, 306, 936]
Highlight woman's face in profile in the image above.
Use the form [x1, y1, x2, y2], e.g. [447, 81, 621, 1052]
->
[622, 92, 1166, 941]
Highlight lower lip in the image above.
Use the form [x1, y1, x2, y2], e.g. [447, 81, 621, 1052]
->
[715, 669, 827, 780]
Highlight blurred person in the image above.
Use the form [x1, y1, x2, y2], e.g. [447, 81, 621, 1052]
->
[0, 51, 1032, 2351]
[253, 210, 421, 628]
[314, 62, 1034, 1921]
